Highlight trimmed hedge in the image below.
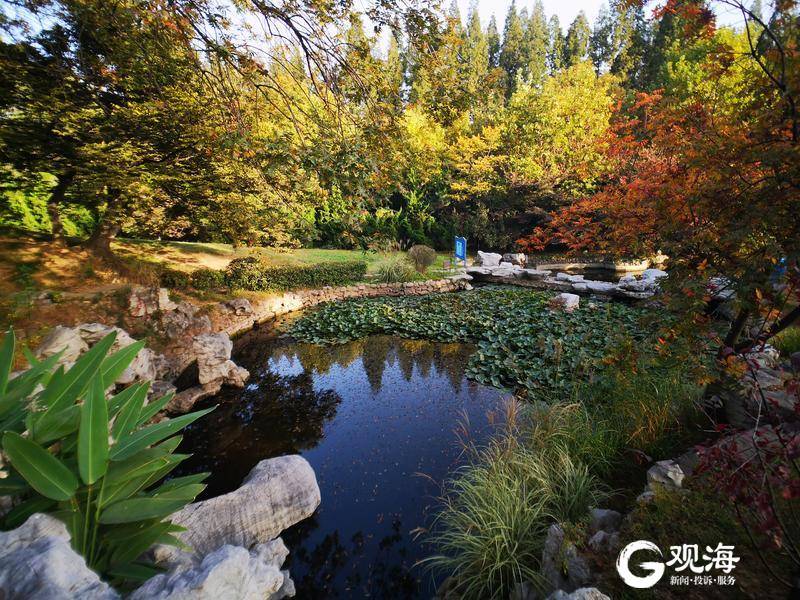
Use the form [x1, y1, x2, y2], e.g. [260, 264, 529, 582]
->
[159, 268, 191, 289]
[191, 267, 226, 291]
[224, 257, 367, 291]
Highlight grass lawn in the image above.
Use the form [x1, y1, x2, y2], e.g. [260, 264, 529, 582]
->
[113, 238, 460, 277]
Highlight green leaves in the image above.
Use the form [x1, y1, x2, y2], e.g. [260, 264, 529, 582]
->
[290, 286, 653, 397]
[2, 432, 79, 500]
[78, 375, 109, 484]
[0, 328, 214, 582]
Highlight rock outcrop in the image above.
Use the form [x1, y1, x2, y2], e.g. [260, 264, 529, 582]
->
[170, 456, 321, 556]
[131, 541, 293, 600]
[0, 514, 119, 600]
[476, 251, 503, 267]
[193, 333, 249, 387]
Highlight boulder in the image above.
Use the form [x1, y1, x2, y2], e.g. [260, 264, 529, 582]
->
[584, 281, 617, 294]
[476, 251, 502, 267]
[223, 298, 254, 316]
[551, 293, 580, 313]
[556, 272, 584, 283]
[131, 541, 293, 600]
[166, 380, 223, 414]
[641, 268, 668, 281]
[541, 524, 592, 592]
[170, 455, 321, 556]
[546, 589, 610, 600]
[588, 508, 622, 533]
[646, 459, 684, 489]
[129, 287, 176, 317]
[78, 323, 158, 385]
[160, 302, 212, 341]
[0, 514, 119, 599]
[503, 253, 527, 266]
[520, 269, 551, 280]
[587, 530, 620, 553]
[509, 581, 537, 600]
[193, 333, 249, 387]
[36, 326, 88, 364]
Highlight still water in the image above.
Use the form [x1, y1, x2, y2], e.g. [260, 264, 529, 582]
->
[177, 329, 509, 599]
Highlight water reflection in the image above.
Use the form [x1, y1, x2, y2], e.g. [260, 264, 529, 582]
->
[178, 331, 507, 599]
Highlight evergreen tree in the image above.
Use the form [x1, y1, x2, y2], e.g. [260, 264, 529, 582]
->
[564, 11, 592, 66]
[500, 1, 526, 94]
[465, 2, 489, 105]
[590, 3, 614, 71]
[548, 15, 565, 73]
[526, 0, 550, 84]
[487, 15, 501, 69]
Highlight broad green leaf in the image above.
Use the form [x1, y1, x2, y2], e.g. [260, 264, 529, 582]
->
[101, 340, 145, 389]
[0, 329, 14, 396]
[111, 386, 145, 441]
[0, 473, 29, 495]
[155, 472, 209, 494]
[32, 333, 116, 442]
[2, 432, 78, 500]
[111, 407, 214, 461]
[108, 521, 174, 565]
[100, 494, 196, 524]
[135, 392, 175, 426]
[78, 375, 109, 484]
[32, 405, 81, 444]
[108, 382, 149, 417]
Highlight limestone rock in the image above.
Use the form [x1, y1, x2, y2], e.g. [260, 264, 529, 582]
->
[551, 293, 580, 313]
[166, 381, 223, 414]
[646, 459, 684, 489]
[587, 530, 620, 553]
[129, 287, 176, 317]
[476, 251, 502, 267]
[160, 302, 212, 341]
[170, 455, 321, 556]
[588, 508, 622, 533]
[36, 326, 88, 364]
[503, 253, 527, 266]
[193, 333, 249, 387]
[556, 272, 584, 283]
[76, 323, 157, 385]
[509, 581, 537, 600]
[131, 541, 293, 600]
[0, 514, 119, 599]
[546, 589, 610, 600]
[584, 281, 616, 294]
[223, 298, 254, 316]
[520, 269, 551, 280]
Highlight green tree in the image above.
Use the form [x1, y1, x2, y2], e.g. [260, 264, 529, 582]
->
[526, 0, 550, 84]
[487, 15, 501, 68]
[564, 12, 592, 66]
[548, 15, 565, 72]
[500, 1, 526, 94]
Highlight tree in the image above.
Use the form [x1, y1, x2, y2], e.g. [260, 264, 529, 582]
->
[487, 15, 501, 69]
[526, 0, 550, 85]
[500, 1, 526, 94]
[548, 15, 565, 72]
[564, 12, 592, 66]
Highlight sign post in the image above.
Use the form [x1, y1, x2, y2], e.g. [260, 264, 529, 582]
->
[454, 236, 467, 269]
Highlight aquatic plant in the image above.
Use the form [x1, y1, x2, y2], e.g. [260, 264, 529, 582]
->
[289, 286, 648, 396]
[0, 329, 212, 583]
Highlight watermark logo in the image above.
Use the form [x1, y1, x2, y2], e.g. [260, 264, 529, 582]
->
[616, 541, 740, 589]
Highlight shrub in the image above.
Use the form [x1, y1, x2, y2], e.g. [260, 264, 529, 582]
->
[190, 267, 225, 291]
[0, 329, 212, 583]
[773, 326, 800, 356]
[374, 257, 417, 283]
[406, 244, 437, 274]
[159, 267, 191, 290]
[224, 257, 367, 291]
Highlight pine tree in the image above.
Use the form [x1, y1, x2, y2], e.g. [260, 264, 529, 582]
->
[548, 15, 564, 73]
[465, 2, 489, 106]
[500, 0, 526, 94]
[487, 15, 501, 69]
[526, 0, 550, 84]
[590, 3, 614, 71]
[564, 11, 591, 66]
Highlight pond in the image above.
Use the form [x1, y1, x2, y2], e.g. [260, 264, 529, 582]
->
[176, 327, 509, 598]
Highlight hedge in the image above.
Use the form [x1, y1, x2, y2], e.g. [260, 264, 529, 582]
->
[159, 268, 191, 289]
[224, 257, 368, 291]
[191, 267, 226, 291]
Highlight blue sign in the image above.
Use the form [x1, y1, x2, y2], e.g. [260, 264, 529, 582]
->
[454, 236, 467, 264]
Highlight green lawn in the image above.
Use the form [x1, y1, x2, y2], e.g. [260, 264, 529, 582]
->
[113, 238, 459, 277]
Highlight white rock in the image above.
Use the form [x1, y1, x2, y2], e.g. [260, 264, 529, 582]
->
[131, 542, 292, 600]
[223, 298, 254, 316]
[641, 268, 668, 281]
[502, 253, 527, 266]
[76, 323, 157, 385]
[584, 281, 617, 294]
[520, 269, 551, 280]
[170, 455, 321, 556]
[646, 459, 684, 489]
[0, 514, 119, 599]
[129, 287, 176, 317]
[476, 251, 502, 267]
[556, 272, 585, 283]
[193, 333, 249, 387]
[552, 293, 580, 312]
[36, 326, 88, 364]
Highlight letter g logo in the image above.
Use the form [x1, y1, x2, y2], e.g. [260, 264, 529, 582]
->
[616, 540, 665, 589]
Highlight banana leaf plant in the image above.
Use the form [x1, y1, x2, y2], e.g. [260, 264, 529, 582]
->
[0, 329, 214, 583]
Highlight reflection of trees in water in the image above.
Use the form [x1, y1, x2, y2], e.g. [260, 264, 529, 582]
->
[284, 512, 420, 599]
[176, 371, 341, 498]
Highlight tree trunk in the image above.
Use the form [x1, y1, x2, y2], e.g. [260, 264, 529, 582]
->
[84, 190, 121, 256]
[47, 170, 75, 244]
